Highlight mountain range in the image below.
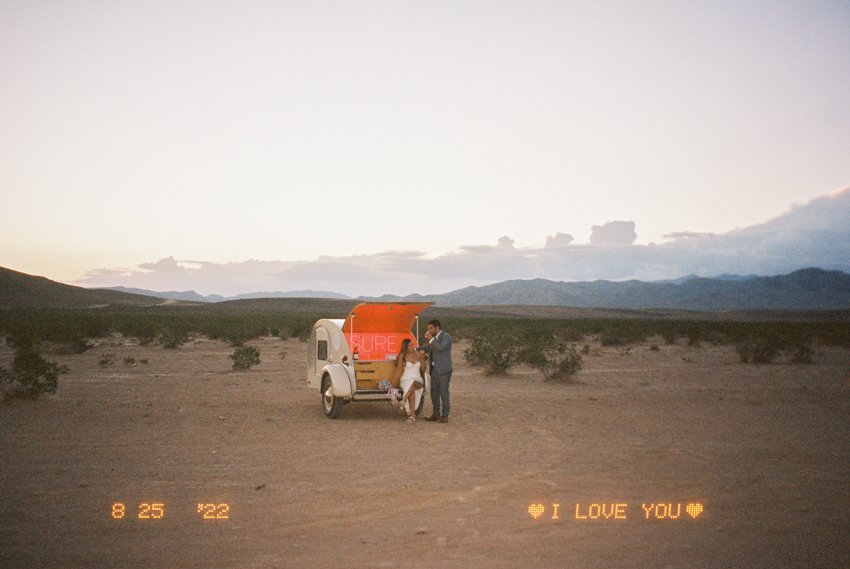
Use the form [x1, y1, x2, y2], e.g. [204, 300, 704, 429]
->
[100, 268, 850, 311]
[375, 268, 850, 311]
[106, 286, 349, 303]
[3, 265, 846, 311]
[0, 267, 850, 311]
[0, 266, 161, 308]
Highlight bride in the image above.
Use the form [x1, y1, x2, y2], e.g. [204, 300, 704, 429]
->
[394, 338, 426, 423]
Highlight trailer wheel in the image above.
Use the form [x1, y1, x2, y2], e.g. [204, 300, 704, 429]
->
[321, 375, 342, 419]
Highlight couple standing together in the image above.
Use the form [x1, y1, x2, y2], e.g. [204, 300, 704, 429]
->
[395, 319, 452, 424]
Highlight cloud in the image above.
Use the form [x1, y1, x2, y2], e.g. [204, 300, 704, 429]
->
[589, 221, 637, 245]
[77, 188, 850, 297]
[662, 231, 713, 240]
[80, 258, 304, 296]
[545, 233, 574, 247]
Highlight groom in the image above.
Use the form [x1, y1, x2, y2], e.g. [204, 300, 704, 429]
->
[422, 319, 452, 424]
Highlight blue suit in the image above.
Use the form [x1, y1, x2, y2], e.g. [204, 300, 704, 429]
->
[426, 330, 453, 417]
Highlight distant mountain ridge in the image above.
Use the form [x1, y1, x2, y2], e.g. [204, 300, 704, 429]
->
[108, 269, 847, 311]
[0, 267, 164, 308]
[370, 268, 850, 311]
[2, 266, 848, 311]
[106, 286, 350, 303]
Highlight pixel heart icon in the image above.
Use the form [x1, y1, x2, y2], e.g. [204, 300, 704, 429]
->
[686, 503, 704, 519]
[528, 503, 545, 519]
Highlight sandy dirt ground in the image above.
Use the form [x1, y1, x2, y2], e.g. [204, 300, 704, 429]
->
[1, 335, 848, 568]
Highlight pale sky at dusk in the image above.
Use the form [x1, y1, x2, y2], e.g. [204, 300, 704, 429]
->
[1, 1, 849, 296]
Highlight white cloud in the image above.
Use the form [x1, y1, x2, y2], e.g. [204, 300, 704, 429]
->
[545, 233, 575, 247]
[76, 188, 850, 297]
[589, 221, 638, 245]
[662, 231, 713, 241]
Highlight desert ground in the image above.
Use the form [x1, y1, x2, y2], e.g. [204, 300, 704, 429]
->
[1, 334, 848, 568]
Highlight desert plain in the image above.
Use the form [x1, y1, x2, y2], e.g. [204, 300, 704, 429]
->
[0, 334, 848, 568]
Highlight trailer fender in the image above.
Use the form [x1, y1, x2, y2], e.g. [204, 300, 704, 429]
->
[322, 363, 354, 399]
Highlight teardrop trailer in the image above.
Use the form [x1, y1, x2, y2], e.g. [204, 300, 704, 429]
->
[307, 302, 433, 419]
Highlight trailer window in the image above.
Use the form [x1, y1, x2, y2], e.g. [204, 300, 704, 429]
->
[317, 340, 328, 361]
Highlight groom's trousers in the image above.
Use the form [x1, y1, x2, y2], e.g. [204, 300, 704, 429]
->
[430, 370, 452, 417]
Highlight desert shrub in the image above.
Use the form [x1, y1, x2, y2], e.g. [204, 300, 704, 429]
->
[598, 323, 648, 346]
[230, 346, 261, 370]
[294, 324, 313, 342]
[98, 354, 115, 368]
[660, 330, 679, 344]
[225, 330, 251, 346]
[139, 358, 149, 365]
[555, 325, 584, 342]
[649, 344, 660, 351]
[5, 332, 34, 349]
[505, 326, 584, 381]
[0, 344, 68, 400]
[736, 338, 781, 364]
[159, 327, 188, 349]
[581, 344, 591, 355]
[735, 343, 754, 363]
[529, 342, 583, 382]
[123, 356, 136, 366]
[550, 344, 583, 380]
[278, 350, 287, 360]
[464, 334, 519, 375]
[789, 343, 814, 364]
[680, 324, 706, 346]
[2, 307, 848, 370]
[70, 336, 94, 354]
[204, 318, 256, 346]
[449, 323, 478, 342]
[599, 331, 626, 346]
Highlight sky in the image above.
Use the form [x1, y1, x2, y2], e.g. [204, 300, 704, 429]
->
[1, 0, 849, 297]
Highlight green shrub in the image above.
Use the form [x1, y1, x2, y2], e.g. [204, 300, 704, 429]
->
[736, 338, 781, 364]
[159, 327, 188, 349]
[597, 323, 650, 346]
[464, 335, 519, 375]
[790, 343, 814, 364]
[230, 346, 261, 370]
[0, 344, 68, 400]
[661, 330, 678, 344]
[70, 336, 94, 354]
[2, 307, 848, 372]
[541, 343, 583, 382]
[556, 326, 583, 342]
[599, 331, 625, 346]
[123, 356, 136, 366]
[517, 334, 583, 381]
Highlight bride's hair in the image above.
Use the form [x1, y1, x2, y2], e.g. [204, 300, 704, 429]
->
[397, 338, 412, 362]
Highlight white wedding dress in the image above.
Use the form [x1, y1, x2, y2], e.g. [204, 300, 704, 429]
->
[399, 360, 424, 415]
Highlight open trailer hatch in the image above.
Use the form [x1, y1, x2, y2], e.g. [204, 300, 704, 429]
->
[308, 302, 434, 419]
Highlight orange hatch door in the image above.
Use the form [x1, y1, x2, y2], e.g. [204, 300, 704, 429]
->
[342, 302, 433, 361]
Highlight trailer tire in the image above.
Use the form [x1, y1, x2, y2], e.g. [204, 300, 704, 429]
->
[321, 375, 343, 419]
